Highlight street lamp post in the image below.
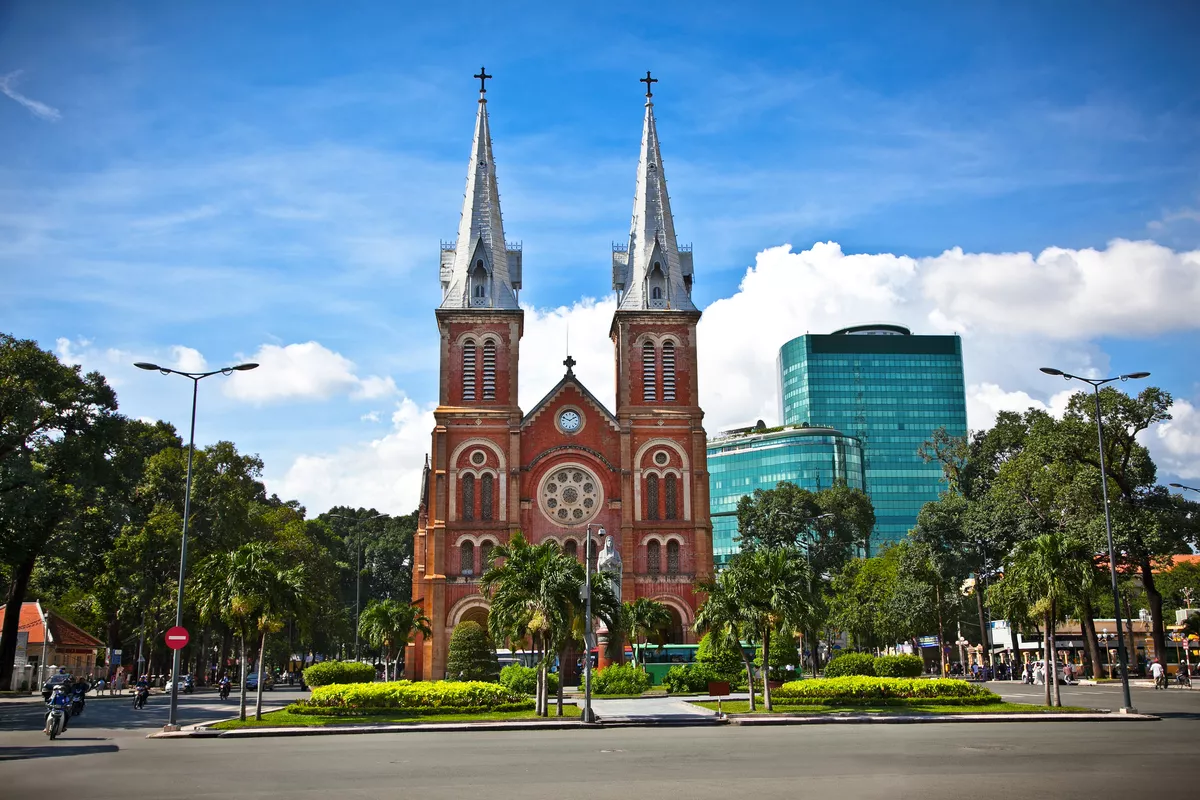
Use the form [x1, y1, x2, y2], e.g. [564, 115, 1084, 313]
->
[1040, 366, 1149, 713]
[135, 360, 258, 731]
[581, 524, 601, 724]
[328, 513, 385, 660]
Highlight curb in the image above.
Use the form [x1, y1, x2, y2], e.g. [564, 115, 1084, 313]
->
[727, 712, 1160, 725]
[151, 719, 598, 738]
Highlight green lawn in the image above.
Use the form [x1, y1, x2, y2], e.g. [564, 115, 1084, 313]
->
[692, 700, 1093, 715]
[210, 705, 583, 730]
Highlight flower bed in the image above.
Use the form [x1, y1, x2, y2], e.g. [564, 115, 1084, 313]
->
[772, 677, 999, 704]
[300, 680, 530, 713]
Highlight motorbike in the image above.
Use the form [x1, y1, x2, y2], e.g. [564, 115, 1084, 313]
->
[1177, 671, 1191, 688]
[70, 688, 86, 717]
[133, 685, 150, 710]
[44, 704, 66, 740]
[218, 682, 231, 700]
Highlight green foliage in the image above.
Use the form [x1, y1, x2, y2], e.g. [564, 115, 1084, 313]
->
[592, 664, 651, 695]
[302, 660, 377, 687]
[774, 677, 999, 703]
[873, 654, 924, 678]
[822, 652, 877, 677]
[623, 598, 672, 667]
[303, 679, 528, 711]
[695, 632, 744, 679]
[498, 664, 558, 695]
[662, 663, 731, 694]
[358, 598, 431, 679]
[755, 631, 801, 681]
[445, 621, 500, 682]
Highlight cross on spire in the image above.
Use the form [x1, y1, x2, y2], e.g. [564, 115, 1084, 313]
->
[640, 70, 658, 98]
[563, 355, 576, 375]
[474, 66, 493, 96]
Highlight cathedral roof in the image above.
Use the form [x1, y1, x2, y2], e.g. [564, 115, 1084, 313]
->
[440, 70, 521, 311]
[521, 356, 619, 431]
[613, 77, 696, 313]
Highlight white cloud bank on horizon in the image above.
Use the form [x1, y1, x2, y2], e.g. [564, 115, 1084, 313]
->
[224, 341, 397, 403]
[267, 237, 1200, 513]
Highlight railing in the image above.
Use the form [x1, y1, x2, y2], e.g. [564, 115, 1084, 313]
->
[440, 241, 456, 251]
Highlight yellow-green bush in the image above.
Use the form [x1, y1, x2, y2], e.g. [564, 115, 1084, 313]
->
[302, 680, 529, 712]
[773, 677, 999, 704]
[873, 654, 925, 678]
[302, 661, 376, 687]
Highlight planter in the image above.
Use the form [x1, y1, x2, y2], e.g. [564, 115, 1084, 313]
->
[766, 680, 784, 690]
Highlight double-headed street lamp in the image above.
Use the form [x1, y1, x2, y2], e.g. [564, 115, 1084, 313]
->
[1169, 483, 1200, 495]
[134, 359, 258, 731]
[1040, 366, 1148, 713]
[328, 512, 385, 660]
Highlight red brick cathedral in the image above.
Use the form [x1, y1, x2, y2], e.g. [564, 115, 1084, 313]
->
[407, 73, 712, 681]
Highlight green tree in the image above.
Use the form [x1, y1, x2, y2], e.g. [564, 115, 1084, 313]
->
[358, 599, 431, 682]
[446, 620, 500, 681]
[623, 598, 672, 668]
[695, 569, 759, 710]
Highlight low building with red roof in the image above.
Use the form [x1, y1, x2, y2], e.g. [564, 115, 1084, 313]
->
[0, 601, 104, 682]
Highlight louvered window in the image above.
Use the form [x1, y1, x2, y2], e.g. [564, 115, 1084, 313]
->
[480, 541, 493, 570]
[646, 474, 660, 521]
[662, 341, 676, 401]
[665, 474, 678, 520]
[647, 541, 661, 575]
[642, 342, 656, 402]
[481, 473, 494, 520]
[482, 340, 497, 400]
[461, 473, 475, 521]
[666, 540, 680, 575]
[460, 540, 475, 576]
[462, 341, 477, 401]
[564, 540, 578, 560]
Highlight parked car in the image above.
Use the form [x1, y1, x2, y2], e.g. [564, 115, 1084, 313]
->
[244, 671, 274, 691]
[168, 674, 194, 694]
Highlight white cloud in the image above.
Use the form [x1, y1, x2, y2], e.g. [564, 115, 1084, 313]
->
[966, 384, 1076, 431]
[223, 341, 397, 404]
[169, 345, 207, 373]
[268, 395, 435, 514]
[360, 411, 381, 423]
[0, 70, 61, 121]
[1147, 399, 1200, 480]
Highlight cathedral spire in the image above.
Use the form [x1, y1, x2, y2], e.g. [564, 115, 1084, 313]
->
[439, 67, 521, 310]
[613, 72, 695, 312]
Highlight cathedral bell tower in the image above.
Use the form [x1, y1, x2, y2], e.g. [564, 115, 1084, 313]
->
[411, 68, 524, 680]
[610, 73, 713, 608]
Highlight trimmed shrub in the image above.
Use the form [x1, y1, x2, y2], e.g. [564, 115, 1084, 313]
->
[874, 654, 924, 678]
[592, 664, 651, 696]
[822, 652, 877, 678]
[498, 664, 558, 696]
[756, 632, 802, 682]
[286, 701, 534, 717]
[695, 633, 744, 679]
[304, 680, 528, 711]
[445, 621, 501, 682]
[662, 663, 717, 694]
[303, 660, 377, 687]
[773, 677, 999, 704]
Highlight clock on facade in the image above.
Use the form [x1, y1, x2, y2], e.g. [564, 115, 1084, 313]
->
[558, 409, 581, 432]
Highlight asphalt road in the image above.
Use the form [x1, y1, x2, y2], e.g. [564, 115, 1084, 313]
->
[0, 682, 1196, 800]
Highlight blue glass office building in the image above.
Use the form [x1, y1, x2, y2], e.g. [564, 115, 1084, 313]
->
[707, 426, 866, 566]
[778, 324, 967, 549]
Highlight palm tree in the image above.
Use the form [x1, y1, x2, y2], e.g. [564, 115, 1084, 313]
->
[725, 546, 815, 711]
[480, 531, 598, 717]
[358, 599, 431, 681]
[623, 598, 672, 668]
[1005, 533, 1086, 707]
[249, 562, 312, 720]
[695, 569, 758, 710]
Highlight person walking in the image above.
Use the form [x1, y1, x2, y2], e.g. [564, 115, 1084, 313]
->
[1150, 658, 1166, 690]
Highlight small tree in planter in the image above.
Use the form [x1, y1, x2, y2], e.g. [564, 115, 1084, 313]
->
[446, 621, 501, 682]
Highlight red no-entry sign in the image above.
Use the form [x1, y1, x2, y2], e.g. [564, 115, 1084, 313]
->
[165, 626, 190, 650]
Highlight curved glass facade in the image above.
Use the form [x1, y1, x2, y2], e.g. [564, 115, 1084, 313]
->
[777, 330, 967, 550]
[706, 427, 865, 566]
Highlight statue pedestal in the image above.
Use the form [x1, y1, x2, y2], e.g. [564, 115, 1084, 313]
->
[596, 629, 613, 670]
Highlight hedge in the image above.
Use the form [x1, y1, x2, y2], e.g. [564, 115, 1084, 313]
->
[874, 654, 924, 678]
[592, 664, 651, 696]
[822, 653, 876, 678]
[498, 665, 559, 696]
[304, 680, 527, 711]
[287, 700, 534, 717]
[773, 677, 999, 704]
[302, 660, 377, 687]
[662, 664, 720, 694]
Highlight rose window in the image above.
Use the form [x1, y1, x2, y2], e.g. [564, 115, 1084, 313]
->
[540, 466, 601, 526]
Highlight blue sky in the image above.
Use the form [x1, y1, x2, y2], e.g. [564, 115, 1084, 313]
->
[3, 1, 1199, 513]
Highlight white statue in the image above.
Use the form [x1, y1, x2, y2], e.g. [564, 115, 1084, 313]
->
[596, 534, 623, 604]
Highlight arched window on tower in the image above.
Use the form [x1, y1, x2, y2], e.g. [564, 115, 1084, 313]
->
[665, 474, 678, 520]
[642, 342, 657, 402]
[482, 340, 497, 400]
[648, 261, 667, 308]
[662, 341, 676, 401]
[666, 540, 681, 576]
[462, 340, 477, 401]
[481, 473, 494, 520]
[480, 540, 494, 570]
[564, 539, 578, 560]
[646, 474, 660, 521]
[471, 259, 489, 307]
[646, 541, 661, 575]
[460, 540, 475, 576]
[461, 473, 475, 521]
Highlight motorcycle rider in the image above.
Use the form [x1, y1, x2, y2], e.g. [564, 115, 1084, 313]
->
[46, 684, 71, 732]
[133, 674, 151, 709]
[218, 674, 231, 700]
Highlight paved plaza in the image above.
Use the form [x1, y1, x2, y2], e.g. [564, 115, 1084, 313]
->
[0, 682, 1197, 799]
